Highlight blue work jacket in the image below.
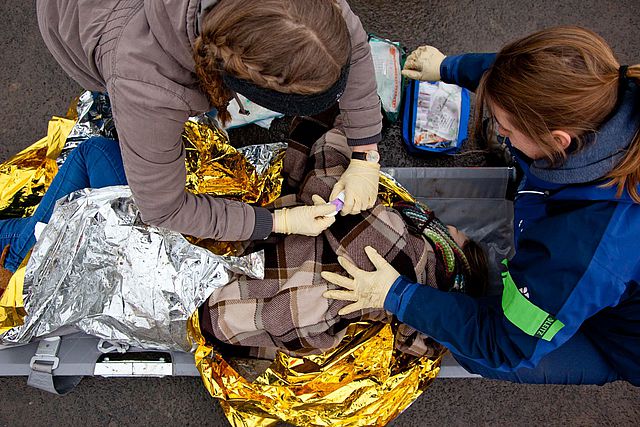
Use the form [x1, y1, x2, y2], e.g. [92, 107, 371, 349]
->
[384, 53, 640, 384]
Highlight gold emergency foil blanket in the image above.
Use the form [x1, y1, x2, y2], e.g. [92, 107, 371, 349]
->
[0, 117, 74, 219]
[181, 119, 437, 426]
[183, 116, 285, 206]
[0, 92, 115, 330]
[182, 116, 286, 256]
[0, 117, 74, 330]
[379, 171, 416, 206]
[0, 256, 29, 332]
[188, 311, 444, 427]
[183, 160, 439, 426]
[181, 118, 439, 426]
[0, 94, 440, 424]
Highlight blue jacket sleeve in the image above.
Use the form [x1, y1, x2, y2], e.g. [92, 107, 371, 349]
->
[440, 53, 497, 91]
[384, 211, 628, 373]
[385, 276, 545, 371]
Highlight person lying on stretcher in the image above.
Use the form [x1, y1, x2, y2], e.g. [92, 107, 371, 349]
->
[197, 121, 489, 358]
[0, 119, 488, 358]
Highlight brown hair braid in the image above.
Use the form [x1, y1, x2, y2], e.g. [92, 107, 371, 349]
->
[193, 0, 350, 125]
[474, 26, 640, 202]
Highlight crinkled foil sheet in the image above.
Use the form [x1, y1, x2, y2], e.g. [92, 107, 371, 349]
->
[0, 117, 74, 219]
[379, 171, 416, 206]
[0, 116, 74, 331]
[2, 186, 264, 351]
[1, 110, 282, 350]
[0, 92, 443, 426]
[183, 143, 443, 426]
[0, 256, 29, 332]
[182, 115, 286, 256]
[0, 97, 283, 335]
[0, 91, 115, 220]
[57, 91, 117, 167]
[188, 311, 444, 427]
[0, 92, 124, 329]
[183, 115, 286, 205]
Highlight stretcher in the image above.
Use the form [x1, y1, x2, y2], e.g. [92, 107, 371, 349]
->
[0, 166, 515, 394]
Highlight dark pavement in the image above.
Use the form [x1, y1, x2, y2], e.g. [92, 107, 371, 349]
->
[1, 0, 639, 425]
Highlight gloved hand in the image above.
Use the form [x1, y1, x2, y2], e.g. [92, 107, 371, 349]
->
[401, 45, 446, 81]
[273, 195, 336, 236]
[321, 246, 400, 316]
[330, 159, 380, 215]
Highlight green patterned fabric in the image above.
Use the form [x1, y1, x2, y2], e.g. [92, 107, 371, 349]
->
[393, 201, 471, 292]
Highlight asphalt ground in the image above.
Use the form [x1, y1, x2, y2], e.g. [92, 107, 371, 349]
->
[1, 0, 639, 426]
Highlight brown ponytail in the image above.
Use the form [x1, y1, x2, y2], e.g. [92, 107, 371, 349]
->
[474, 26, 640, 202]
[193, 0, 350, 125]
[604, 64, 640, 201]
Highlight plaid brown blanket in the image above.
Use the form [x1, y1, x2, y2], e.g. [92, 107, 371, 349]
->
[201, 128, 445, 358]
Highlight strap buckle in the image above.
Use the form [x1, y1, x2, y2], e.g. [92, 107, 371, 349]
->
[27, 336, 83, 395]
[29, 336, 61, 373]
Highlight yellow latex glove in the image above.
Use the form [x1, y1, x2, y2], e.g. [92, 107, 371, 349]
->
[321, 246, 400, 316]
[330, 159, 380, 215]
[401, 45, 446, 81]
[273, 195, 336, 236]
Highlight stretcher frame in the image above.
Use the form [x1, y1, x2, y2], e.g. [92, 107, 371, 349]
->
[0, 166, 515, 393]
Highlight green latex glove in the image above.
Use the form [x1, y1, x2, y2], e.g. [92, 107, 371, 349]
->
[273, 195, 336, 236]
[401, 45, 446, 81]
[322, 246, 400, 316]
[330, 159, 380, 215]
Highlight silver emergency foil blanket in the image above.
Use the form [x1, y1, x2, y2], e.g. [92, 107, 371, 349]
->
[241, 141, 287, 176]
[2, 186, 264, 351]
[57, 91, 116, 167]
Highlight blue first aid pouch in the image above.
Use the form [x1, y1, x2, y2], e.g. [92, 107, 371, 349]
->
[402, 80, 470, 155]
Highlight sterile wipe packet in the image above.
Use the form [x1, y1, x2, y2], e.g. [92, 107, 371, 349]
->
[369, 36, 404, 122]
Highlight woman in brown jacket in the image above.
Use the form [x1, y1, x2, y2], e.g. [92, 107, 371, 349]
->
[36, 0, 383, 242]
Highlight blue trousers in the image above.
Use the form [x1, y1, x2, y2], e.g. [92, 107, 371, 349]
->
[0, 137, 127, 272]
[453, 331, 621, 384]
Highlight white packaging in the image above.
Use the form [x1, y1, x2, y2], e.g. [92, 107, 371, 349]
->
[369, 37, 403, 120]
[226, 94, 284, 130]
[414, 81, 462, 148]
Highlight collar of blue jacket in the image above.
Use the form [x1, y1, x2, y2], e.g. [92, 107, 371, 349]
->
[529, 80, 640, 186]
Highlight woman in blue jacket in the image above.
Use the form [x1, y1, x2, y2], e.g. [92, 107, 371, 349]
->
[322, 26, 640, 385]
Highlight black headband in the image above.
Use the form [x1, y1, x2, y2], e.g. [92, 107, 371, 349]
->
[222, 62, 350, 116]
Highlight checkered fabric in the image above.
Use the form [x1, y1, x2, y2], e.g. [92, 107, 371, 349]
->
[201, 129, 451, 358]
